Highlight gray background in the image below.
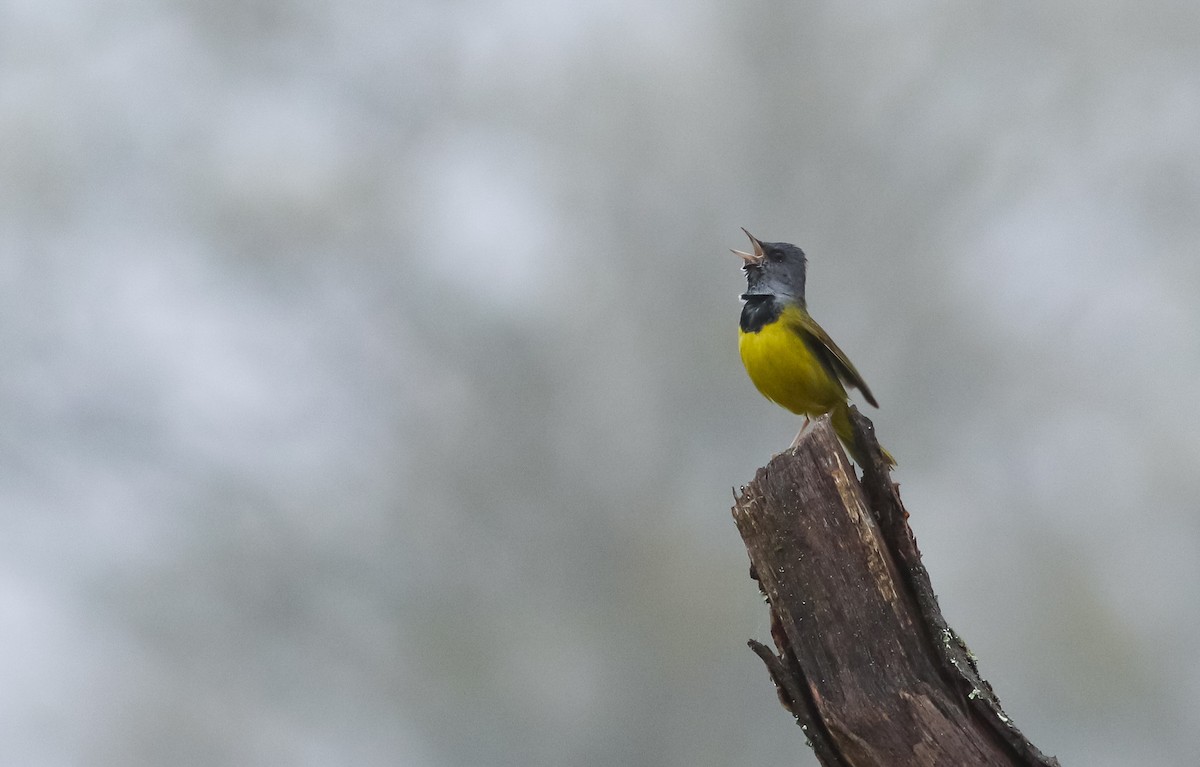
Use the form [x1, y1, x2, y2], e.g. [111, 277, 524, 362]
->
[3, 1, 1199, 765]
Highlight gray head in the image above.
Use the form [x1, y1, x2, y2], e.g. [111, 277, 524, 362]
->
[732, 228, 807, 305]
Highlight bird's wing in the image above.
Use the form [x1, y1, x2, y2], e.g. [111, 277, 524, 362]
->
[788, 311, 880, 408]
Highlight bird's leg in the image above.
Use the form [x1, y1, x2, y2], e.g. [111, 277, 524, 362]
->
[788, 418, 812, 449]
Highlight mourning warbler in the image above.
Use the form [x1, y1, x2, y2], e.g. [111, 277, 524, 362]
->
[733, 229, 894, 467]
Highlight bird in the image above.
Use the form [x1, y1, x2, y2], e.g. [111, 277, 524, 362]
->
[733, 228, 894, 467]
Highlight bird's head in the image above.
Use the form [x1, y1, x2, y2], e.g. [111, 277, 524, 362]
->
[733, 228, 807, 304]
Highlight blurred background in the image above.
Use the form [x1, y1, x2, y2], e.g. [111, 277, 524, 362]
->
[3, 1, 1199, 765]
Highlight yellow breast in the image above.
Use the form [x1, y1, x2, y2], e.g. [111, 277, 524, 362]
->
[738, 304, 846, 417]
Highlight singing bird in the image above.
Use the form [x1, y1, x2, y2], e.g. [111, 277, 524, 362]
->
[734, 229, 894, 466]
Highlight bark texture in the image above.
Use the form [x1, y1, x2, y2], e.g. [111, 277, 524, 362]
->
[732, 410, 1060, 767]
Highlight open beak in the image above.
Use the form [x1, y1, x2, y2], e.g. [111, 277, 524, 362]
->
[731, 227, 766, 266]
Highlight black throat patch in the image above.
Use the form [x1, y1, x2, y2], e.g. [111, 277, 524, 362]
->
[739, 295, 781, 333]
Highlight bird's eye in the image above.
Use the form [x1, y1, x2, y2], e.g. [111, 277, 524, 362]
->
[767, 249, 785, 262]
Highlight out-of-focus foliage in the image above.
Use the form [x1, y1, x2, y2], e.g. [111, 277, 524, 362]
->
[2, 1, 1199, 765]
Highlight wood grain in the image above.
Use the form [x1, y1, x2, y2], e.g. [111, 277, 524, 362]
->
[732, 411, 1060, 767]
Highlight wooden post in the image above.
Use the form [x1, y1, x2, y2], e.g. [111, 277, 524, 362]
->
[732, 410, 1060, 767]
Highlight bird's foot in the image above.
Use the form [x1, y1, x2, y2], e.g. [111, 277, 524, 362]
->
[787, 418, 812, 450]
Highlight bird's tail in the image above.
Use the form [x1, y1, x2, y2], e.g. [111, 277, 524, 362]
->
[831, 401, 896, 468]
